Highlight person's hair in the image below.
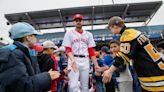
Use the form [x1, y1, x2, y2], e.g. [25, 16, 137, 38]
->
[12, 34, 35, 42]
[109, 40, 120, 47]
[9, 32, 23, 42]
[43, 48, 49, 51]
[14, 37, 25, 42]
[108, 16, 125, 28]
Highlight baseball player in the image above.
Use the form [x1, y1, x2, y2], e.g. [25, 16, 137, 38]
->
[102, 16, 164, 92]
[62, 14, 99, 92]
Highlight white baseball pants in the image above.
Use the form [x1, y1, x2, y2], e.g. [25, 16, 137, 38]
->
[68, 57, 90, 92]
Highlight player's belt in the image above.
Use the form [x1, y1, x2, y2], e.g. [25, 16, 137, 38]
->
[74, 55, 89, 58]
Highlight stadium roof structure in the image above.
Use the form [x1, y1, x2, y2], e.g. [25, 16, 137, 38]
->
[5, 1, 162, 31]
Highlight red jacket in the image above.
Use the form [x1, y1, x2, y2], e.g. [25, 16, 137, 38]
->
[51, 55, 65, 92]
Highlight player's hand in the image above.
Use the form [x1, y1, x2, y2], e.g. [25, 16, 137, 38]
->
[102, 70, 112, 83]
[64, 76, 70, 81]
[72, 61, 78, 72]
[48, 69, 61, 80]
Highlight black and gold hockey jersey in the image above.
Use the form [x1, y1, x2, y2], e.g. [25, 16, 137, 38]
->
[113, 28, 164, 91]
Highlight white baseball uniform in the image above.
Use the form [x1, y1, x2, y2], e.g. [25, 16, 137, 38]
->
[62, 29, 96, 92]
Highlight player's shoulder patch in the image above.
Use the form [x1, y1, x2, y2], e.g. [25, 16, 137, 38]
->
[120, 28, 141, 42]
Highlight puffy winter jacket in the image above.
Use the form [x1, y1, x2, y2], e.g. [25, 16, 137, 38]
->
[0, 41, 52, 92]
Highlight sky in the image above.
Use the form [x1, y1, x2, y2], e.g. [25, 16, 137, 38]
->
[0, 0, 164, 36]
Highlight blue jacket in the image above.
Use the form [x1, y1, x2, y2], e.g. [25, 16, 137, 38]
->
[103, 54, 114, 67]
[0, 41, 51, 92]
[103, 54, 117, 80]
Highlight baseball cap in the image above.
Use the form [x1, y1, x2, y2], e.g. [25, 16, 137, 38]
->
[100, 46, 110, 53]
[42, 40, 58, 50]
[73, 14, 84, 20]
[9, 22, 42, 39]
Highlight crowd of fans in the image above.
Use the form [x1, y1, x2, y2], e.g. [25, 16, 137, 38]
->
[0, 15, 163, 92]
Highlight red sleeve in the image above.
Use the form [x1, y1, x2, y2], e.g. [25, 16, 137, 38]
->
[66, 47, 72, 54]
[88, 47, 95, 57]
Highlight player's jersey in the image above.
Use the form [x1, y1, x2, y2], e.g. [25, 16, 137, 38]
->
[62, 29, 96, 56]
[113, 28, 164, 91]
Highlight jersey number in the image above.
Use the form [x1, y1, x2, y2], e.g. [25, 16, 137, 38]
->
[144, 43, 164, 70]
[120, 43, 131, 54]
[137, 34, 164, 70]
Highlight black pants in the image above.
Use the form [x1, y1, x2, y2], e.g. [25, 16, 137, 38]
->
[105, 79, 115, 92]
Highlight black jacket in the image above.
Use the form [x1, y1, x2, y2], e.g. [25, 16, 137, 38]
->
[37, 52, 54, 72]
[0, 41, 52, 92]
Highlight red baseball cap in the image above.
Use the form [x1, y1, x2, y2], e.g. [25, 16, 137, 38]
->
[73, 14, 84, 20]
